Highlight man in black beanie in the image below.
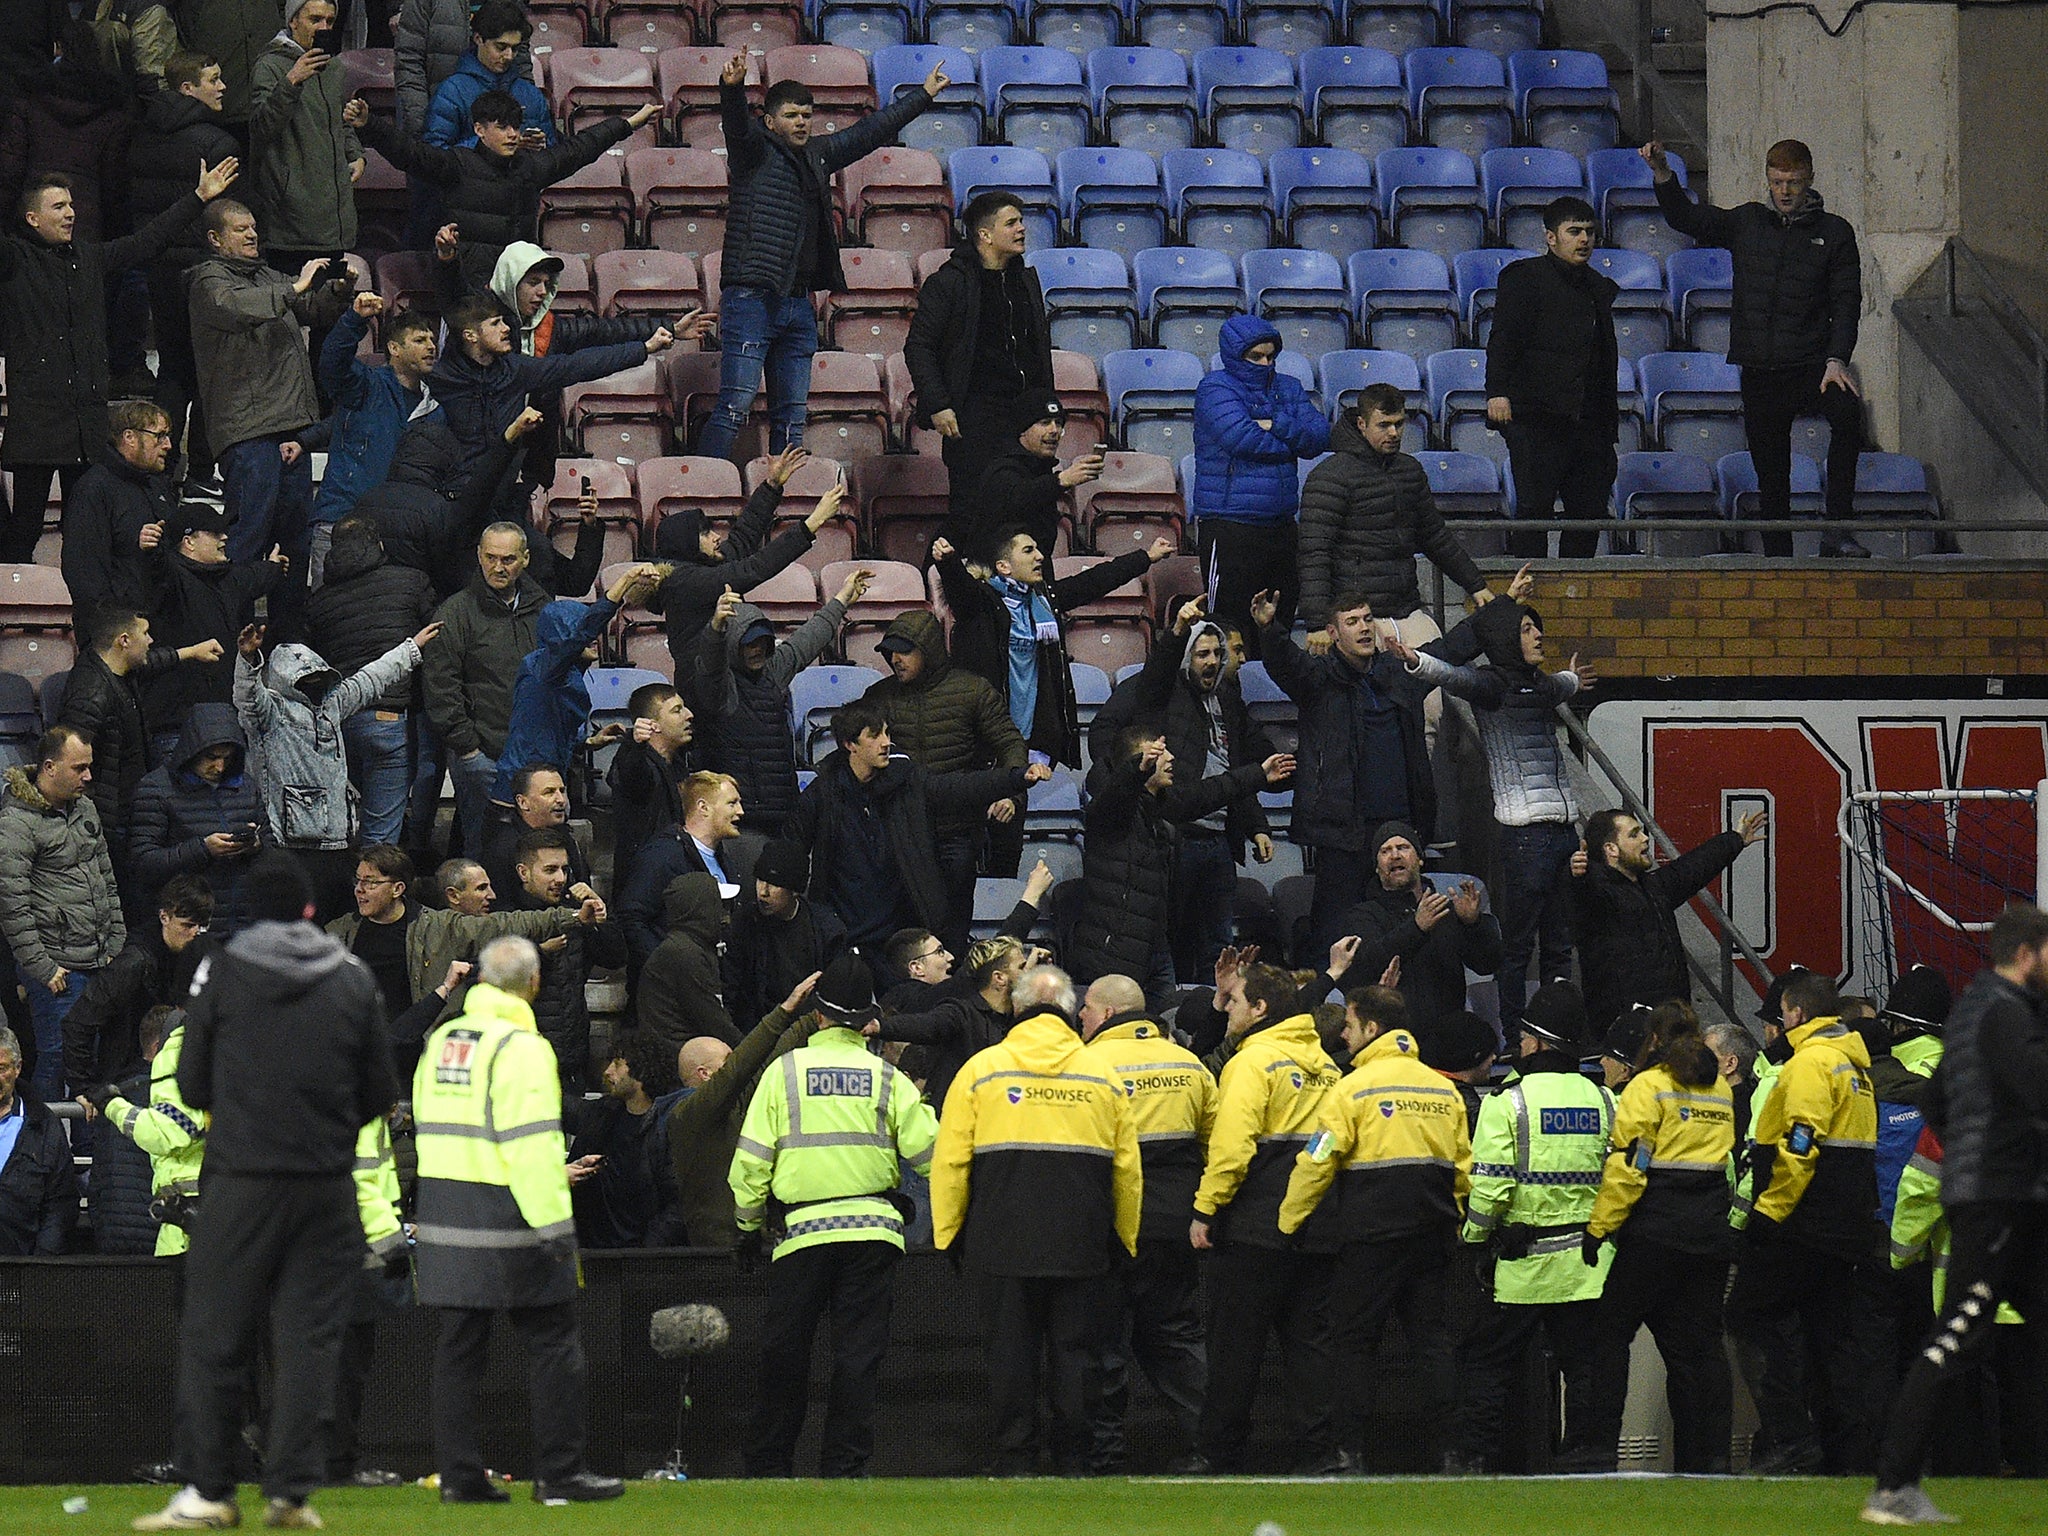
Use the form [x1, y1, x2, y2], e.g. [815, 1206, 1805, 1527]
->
[727, 839, 848, 1030]
[959, 395, 1104, 567]
[1338, 822, 1501, 1053]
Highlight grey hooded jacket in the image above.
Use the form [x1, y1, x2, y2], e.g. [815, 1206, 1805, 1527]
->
[0, 766, 125, 985]
[234, 638, 423, 851]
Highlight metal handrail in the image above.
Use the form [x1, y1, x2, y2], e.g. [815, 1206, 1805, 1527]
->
[1941, 236, 2048, 431]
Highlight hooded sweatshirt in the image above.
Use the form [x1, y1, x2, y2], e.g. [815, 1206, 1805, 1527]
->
[690, 594, 848, 834]
[0, 766, 124, 985]
[651, 479, 807, 669]
[490, 597, 619, 802]
[128, 703, 263, 932]
[235, 638, 424, 850]
[637, 871, 739, 1054]
[179, 919, 397, 1177]
[493, 240, 561, 357]
[1189, 314, 1330, 525]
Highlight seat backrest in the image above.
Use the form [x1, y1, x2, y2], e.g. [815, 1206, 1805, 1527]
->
[625, 146, 726, 200]
[1588, 247, 1661, 290]
[838, 247, 917, 292]
[1101, 348, 1206, 406]
[1419, 449, 1501, 495]
[1615, 450, 1715, 504]
[982, 43, 1085, 99]
[1403, 45, 1504, 112]
[1348, 247, 1452, 297]
[1452, 247, 1523, 307]
[638, 455, 746, 519]
[1086, 45, 1190, 99]
[1505, 48, 1608, 99]
[1191, 46, 1296, 111]
[1425, 348, 1489, 415]
[1242, 248, 1345, 301]
[1635, 351, 1741, 416]
[1298, 44, 1401, 103]
[594, 247, 699, 302]
[1056, 146, 1161, 199]
[1162, 147, 1265, 205]
[1375, 145, 1478, 211]
[1664, 245, 1733, 302]
[1478, 145, 1582, 211]
[766, 44, 873, 91]
[874, 44, 979, 103]
[1268, 147, 1374, 211]
[1852, 452, 1930, 494]
[550, 151, 628, 190]
[549, 46, 655, 93]
[1051, 347, 1105, 395]
[1133, 246, 1238, 309]
[1587, 145, 1687, 211]
[841, 146, 946, 208]
[822, 559, 927, 606]
[1319, 348, 1421, 401]
[659, 46, 742, 100]
[1026, 247, 1132, 292]
[948, 145, 1053, 209]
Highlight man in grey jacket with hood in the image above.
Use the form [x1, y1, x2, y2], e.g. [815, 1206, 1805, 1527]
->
[232, 617, 440, 922]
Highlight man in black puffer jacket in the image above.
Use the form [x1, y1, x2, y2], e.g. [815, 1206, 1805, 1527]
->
[135, 504, 289, 754]
[305, 517, 440, 848]
[1335, 822, 1502, 1052]
[697, 50, 943, 459]
[63, 403, 181, 643]
[508, 826, 625, 1095]
[129, 703, 264, 936]
[1647, 138, 1866, 558]
[689, 576, 858, 839]
[1069, 725, 1284, 1007]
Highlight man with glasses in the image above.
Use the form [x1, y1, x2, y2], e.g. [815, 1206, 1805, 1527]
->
[63, 401, 182, 641]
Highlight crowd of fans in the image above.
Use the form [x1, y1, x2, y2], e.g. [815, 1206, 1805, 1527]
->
[0, 0, 2036, 1508]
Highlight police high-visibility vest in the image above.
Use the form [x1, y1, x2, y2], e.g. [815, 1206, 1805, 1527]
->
[412, 982, 576, 1309]
[729, 1025, 938, 1259]
[1464, 1062, 1615, 1303]
[355, 1115, 405, 1264]
[105, 1024, 207, 1257]
[1890, 1128, 2024, 1322]
[1729, 1050, 1783, 1230]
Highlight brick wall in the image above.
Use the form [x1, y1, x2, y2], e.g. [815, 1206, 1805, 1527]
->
[1492, 565, 2048, 677]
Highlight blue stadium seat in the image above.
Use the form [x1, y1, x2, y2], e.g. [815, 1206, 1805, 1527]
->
[1376, 146, 1484, 260]
[1268, 148, 1378, 259]
[1616, 355, 1644, 454]
[788, 663, 884, 762]
[1635, 351, 1746, 461]
[1614, 450, 1721, 558]
[1587, 247, 1668, 361]
[1242, 248, 1352, 358]
[1425, 347, 1496, 459]
[1133, 245, 1240, 353]
[949, 145, 1059, 247]
[1244, 0, 1337, 57]
[1451, 246, 1522, 342]
[1056, 146, 1168, 260]
[1348, 247, 1458, 362]
[875, 45, 982, 151]
[1506, 50, 1620, 156]
[1418, 448, 1505, 513]
[1665, 245, 1733, 352]
[924, 0, 1016, 54]
[1192, 46, 1304, 153]
[1163, 147, 1273, 262]
[1587, 146, 1693, 259]
[1319, 349, 1427, 448]
[1403, 46, 1512, 157]
[1136, 0, 1231, 56]
[1838, 453, 1941, 557]
[981, 45, 1092, 154]
[1029, 0, 1124, 56]
[815, 0, 914, 53]
[1027, 247, 1140, 359]
[1345, 0, 1439, 54]
[1298, 46, 1407, 158]
[1101, 347, 1206, 457]
[1479, 146, 1583, 250]
[1717, 451, 1825, 557]
[1087, 47, 1199, 152]
[1450, 0, 1541, 57]
[1216, 349, 1318, 402]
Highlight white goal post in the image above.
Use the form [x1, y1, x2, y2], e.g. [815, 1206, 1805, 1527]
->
[1836, 779, 2048, 934]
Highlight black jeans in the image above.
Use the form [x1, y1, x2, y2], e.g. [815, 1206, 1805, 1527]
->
[433, 1302, 588, 1489]
[1877, 1202, 2048, 1490]
[1738, 362, 1864, 553]
[746, 1240, 900, 1477]
[1173, 829, 1237, 983]
[1454, 1293, 1601, 1467]
[1502, 415, 1615, 558]
[942, 390, 1023, 530]
[174, 1171, 361, 1504]
[1588, 1237, 1732, 1471]
[978, 1270, 1115, 1475]
[1725, 1229, 1868, 1470]
[1098, 1238, 1207, 1463]
[934, 827, 980, 960]
[1308, 843, 1374, 960]
[1199, 518, 1297, 657]
[1493, 820, 1577, 1043]
[1197, 1243, 1339, 1471]
[1334, 1231, 1457, 1466]
[3, 462, 87, 563]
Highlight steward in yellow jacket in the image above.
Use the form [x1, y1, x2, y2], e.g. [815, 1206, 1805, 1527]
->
[931, 966, 1140, 1476]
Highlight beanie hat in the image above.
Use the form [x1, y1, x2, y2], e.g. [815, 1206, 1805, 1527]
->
[754, 839, 809, 893]
[1371, 820, 1423, 857]
[1008, 394, 1064, 439]
[1882, 965, 1951, 1035]
[1424, 1010, 1499, 1073]
[1522, 980, 1592, 1053]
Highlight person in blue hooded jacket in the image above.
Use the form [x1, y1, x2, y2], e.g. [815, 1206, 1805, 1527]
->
[490, 563, 665, 804]
[1189, 315, 1330, 649]
[421, 0, 557, 149]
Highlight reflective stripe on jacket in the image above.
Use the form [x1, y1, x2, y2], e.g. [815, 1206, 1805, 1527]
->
[1198, 1012, 1343, 1251]
[1464, 1058, 1614, 1303]
[1588, 1062, 1735, 1254]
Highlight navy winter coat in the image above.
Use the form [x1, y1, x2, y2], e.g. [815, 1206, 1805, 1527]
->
[1189, 314, 1330, 525]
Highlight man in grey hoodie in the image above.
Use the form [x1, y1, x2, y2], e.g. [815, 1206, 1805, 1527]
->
[232, 617, 441, 922]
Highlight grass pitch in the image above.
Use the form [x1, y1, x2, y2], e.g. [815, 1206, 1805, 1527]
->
[9, 1477, 2043, 1536]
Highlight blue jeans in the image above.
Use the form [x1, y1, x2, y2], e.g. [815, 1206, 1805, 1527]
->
[696, 285, 817, 458]
[1493, 820, 1579, 1040]
[342, 711, 415, 849]
[450, 749, 499, 856]
[222, 434, 314, 568]
[27, 966, 90, 1101]
[407, 712, 447, 854]
[1173, 829, 1238, 983]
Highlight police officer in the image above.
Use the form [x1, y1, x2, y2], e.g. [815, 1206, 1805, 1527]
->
[1723, 970, 1878, 1475]
[1079, 973, 1217, 1466]
[1449, 982, 1614, 1474]
[931, 964, 1141, 1476]
[1282, 979, 1473, 1473]
[729, 955, 937, 1478]
[1189, 963, 1345, 1475]
[414, 935, 623, 1505]
[1583, 999, 1739, 1473]
[98, 1005, 205, 1260]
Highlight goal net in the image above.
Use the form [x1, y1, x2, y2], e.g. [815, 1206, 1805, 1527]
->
[1841, 783, 2047, 996]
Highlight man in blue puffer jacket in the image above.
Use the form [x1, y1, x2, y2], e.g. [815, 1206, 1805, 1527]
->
[1189, 315, 1330, 649]
[421, 1, 556, 149]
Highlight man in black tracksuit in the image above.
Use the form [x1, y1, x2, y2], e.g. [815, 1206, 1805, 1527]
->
[1868, 904, 2048, 1524]
[905, 191, 1057, 528]
[1645, 137, 1867, 558]
[1484, 196, 1619, 559]
[148, 854, 396, 1531]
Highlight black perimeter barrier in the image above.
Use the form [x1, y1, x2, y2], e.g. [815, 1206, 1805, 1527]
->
[0, 1249, 1540, 1482]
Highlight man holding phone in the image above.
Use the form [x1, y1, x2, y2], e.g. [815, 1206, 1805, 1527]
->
[249, 0, 366, 399]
